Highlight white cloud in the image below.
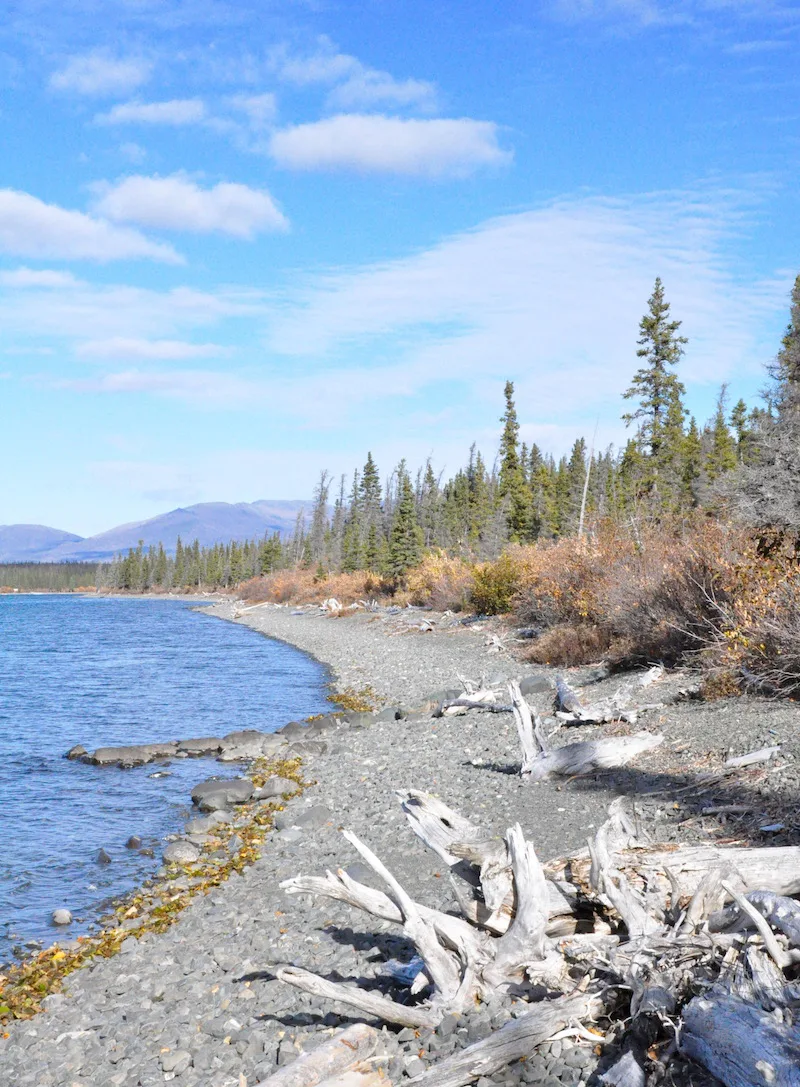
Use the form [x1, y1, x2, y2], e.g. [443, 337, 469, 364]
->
[270, 39, 438, 112]
[548, 0, 799, 26]
[50, 51, 152, 95]
[92, 174, 289, 237]
[228, 93, 278, 129]
[270, 41, 358, 85]
[76, 338, 227, 361]
[0, 190, 182, 263]
[0, 278, 259, 341]
[96, 99, 206, 125]
[0, 267, 83, 288]
[263, 189, 791, 419]
[64, 368, 266, 408]
[327, 71, 437, 112]
[269, 115, 511, 177]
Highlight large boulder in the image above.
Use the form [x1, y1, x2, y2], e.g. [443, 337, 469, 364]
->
[90, 742, 178, 768]
[254, 775, 301, 800]
[519, 674, 555, 696]
[218, 732, 273, 762]
[277, 721, 308, 739]
[163, 840, 200, 865]
[176, 737, 223, 756]
[191, 777, 254, 811]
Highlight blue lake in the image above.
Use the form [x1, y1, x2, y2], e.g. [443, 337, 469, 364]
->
[0, 595, 329, 962]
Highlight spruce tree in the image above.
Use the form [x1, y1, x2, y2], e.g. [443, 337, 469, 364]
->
[387, 467, 423, 580]
[704, 386, 738, 482]
[498, 381, 529, 540]
[623, 278, 688, 500]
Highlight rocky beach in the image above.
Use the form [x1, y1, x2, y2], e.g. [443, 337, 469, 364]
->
[3, 599, 800, 1087]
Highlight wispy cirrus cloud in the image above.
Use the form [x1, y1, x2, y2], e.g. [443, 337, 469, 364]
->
[76, 337, 228, 361]
[0, 267, 84, 288]
[548, 0, 800, 27]
[269, 115, 511, 177]
[92, 174, 289, 236]
[0, 189, 181, 263]
[270, 38, 438, 112]
[50, 50, 152, 95]
[95, 98, 206, 125]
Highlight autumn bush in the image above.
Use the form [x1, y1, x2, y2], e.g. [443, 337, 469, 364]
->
[694, 534, 800, 695]
[406, 551, 474, 611]
[471, 518, 754, 669]
[238, 569, 391, 606]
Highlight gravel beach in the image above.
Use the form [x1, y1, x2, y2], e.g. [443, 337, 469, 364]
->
[4, 599, 800, 1087]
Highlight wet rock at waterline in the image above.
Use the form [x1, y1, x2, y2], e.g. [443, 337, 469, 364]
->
[190, 777, 254, 811]
[254, 775, 301, 800]
[51, 908, 72, 926]
[162, 840, 201, 865]
[125, 835, 143, 849]
[96, 848, 112, 865]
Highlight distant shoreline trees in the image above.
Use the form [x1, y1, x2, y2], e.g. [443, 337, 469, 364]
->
[88, 274, 795, 594]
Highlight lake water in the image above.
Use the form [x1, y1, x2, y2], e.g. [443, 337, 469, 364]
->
[0, 595, 329, 962]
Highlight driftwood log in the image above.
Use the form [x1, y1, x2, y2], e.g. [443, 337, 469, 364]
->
[509, 680, 663, 781]
[275, 790, 800, 1087]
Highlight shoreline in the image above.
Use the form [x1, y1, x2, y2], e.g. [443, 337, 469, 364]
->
[4, 599, 800, 1085]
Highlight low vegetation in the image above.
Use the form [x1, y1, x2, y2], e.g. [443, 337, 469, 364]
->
[28, 271, 800, 697]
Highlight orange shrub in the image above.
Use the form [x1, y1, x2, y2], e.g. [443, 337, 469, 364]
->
[238, 569, 392, 607]
[473, 518, 753, 668]
[406, 551, 474, 611]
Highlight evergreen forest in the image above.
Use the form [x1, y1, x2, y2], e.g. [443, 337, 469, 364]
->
[98, 275, 788, 594]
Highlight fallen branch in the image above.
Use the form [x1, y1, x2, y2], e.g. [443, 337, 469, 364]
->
[253, 1023, 381, 1087]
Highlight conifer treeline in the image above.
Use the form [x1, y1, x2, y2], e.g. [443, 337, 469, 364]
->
[101, 277, 770, 593]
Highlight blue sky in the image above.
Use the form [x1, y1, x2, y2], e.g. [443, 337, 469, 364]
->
[1, 0, 799, 535]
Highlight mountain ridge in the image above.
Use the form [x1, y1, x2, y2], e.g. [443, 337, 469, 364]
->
[0, 500, 309, 563]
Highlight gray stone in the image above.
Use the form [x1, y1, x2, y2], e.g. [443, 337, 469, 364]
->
[191, 777, 254, 810]
[125, 835, 143, 849]
[160, 1049, 192, 1074]
[273, 805, 333, 831]
[342, 712, 375, 729]
[375, 706, 403, 722]
[519, 675, 554, 696]
[90, 742, 178, 767]
[163, 841, 201, 865]
[254, 775, 301, 800]
[287, 740, 328, 756]
[223, 729, 266, 745]
[96, 848, 112, 864]
[65, 744, 87, 760]
[51, 908, 72, 925]
[278, 721, 308, 739]
[176, 737, 223, 756]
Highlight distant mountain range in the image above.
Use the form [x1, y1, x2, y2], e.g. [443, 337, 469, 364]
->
[0, 501, 310, 563]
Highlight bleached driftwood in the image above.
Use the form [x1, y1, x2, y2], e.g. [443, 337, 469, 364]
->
[725, 745, 780, 768]
[409, 992, 603, 1087]
[253, 1023, 381, 1087]
[273, 790, 800, 1087]
[527, 733, 664, 781]
[555, 667, 664, 725]
[510, 679, 663, 780]
[681, 990, 800, 1087]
